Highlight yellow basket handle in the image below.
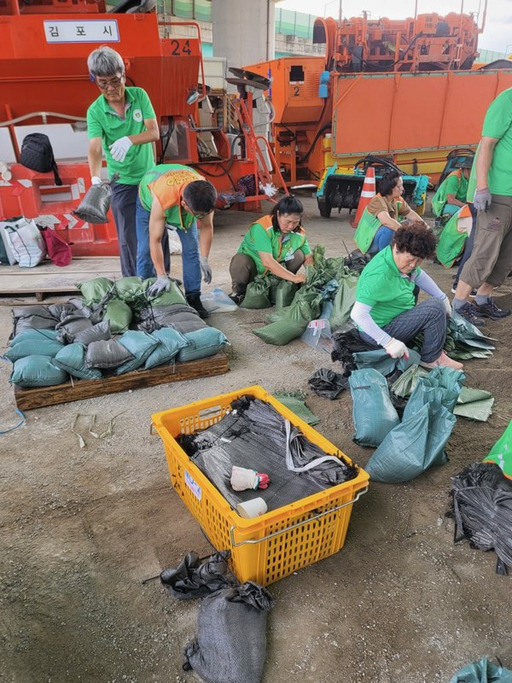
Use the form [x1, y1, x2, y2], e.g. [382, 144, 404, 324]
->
[229, 485, 369, 548]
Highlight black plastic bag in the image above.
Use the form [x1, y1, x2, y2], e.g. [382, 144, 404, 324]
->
[308, 368, 349, 399]
[73, 175, 118, 224]
[160, 550, 236, 600]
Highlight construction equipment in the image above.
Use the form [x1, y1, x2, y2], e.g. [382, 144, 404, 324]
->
[0, 0, 285, 256]
[244, 5, 512, 219]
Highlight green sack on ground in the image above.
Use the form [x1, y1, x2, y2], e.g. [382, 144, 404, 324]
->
[144, 328, 189, 369]
[365, 402, 454, 483]
[330, 272, 359, 331]
[452, 386, 494, 422]
[177, 328, 228, 363]
[404, 366, 464, 415]
[272, 393, 320, 426]
[253, 319, 308, 346]
[116, 331, 160, 375]
[3, 337, 64, 362]
[274, 280, 298, 309]
[267, 275, 281, 306]
[449, 657, 512, 683]
[484, 420, 512, 479]
[103, 299, 132, 334]
[9, 329, 59, 346]
[391, 364, 429, 398]
[10, 355, 69, 387]
[436, 206, 472, 269]
[77, 277, 114, 305]
[241, 275, 272, 309]
[144, 278, 187, 306]
[115, 277, 145, 303]
[349, 368, 400, 447]
[53, 343, 103, 380]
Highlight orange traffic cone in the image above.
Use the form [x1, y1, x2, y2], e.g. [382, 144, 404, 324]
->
[351, 166, 376, 228]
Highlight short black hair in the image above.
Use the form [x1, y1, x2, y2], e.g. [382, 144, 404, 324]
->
[393, 221, 436, 259]
[182, 180, 217, 213]
[271, 195, 304, 230]
[378, 170, 401, 197]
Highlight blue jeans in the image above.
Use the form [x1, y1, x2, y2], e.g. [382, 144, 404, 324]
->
[135, 196, 170, 281]
[111, 183, 139, 277]
[368, 225, 394, 255]
[359, 298, 447, 363]
[135, 198, 201, 294]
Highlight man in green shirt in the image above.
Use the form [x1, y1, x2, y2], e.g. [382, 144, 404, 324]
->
[87, 46, 160, 277]
[451, 87, 512, 324]
[432, 158, 472, 217]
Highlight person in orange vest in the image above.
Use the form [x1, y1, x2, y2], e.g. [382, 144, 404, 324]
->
[354, 170, 426, 256]
[229, 196, 313, 305]
[137, 163, 217, 318]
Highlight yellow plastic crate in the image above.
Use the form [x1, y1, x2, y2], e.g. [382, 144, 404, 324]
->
[152, 385, 369, 586]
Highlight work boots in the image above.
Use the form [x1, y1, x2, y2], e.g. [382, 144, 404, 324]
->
[186, 292, 209, 319]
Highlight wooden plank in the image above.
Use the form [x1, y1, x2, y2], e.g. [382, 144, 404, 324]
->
[14, 353, 229, 411]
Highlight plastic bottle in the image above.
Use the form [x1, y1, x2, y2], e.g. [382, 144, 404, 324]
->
[200, 287, 238, 313]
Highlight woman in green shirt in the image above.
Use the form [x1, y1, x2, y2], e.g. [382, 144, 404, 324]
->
[229, 196, 313, 304]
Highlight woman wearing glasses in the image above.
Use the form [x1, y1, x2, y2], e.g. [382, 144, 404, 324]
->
[86, 46, 159, 278]
[350, 222, 463, 370]
[136, 164, 217, 319]
[229, 196, 313, 305]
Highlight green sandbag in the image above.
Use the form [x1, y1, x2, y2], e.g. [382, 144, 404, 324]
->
[177, 328, 228, 363]
[144, 328, 189, 369]
[274, 280, 298, 309]
[484, 420, 512, 478]
[103, 299, 132, 334]
[267, 275, 281, 306]
[10, 355, 69, 387]
[77, 277, 114, 305]
[449, 657, 512, 683]
[349, 368, 399, 447]
[330, 272, 358, 331]
[116, 331, 160, 374]
[241, 275, 272, 309]
[9, 329, 59, 346]
[144, 278, 187, 306]
[53, 343, 102, 380]
[365, 402, 455, 483]
[3, 337, 64, 362]
[115, 276, 145, 302]
[253, 319, 308, 346]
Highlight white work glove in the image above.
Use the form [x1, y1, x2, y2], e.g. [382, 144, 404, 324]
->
[109, 136, 133, 163]
[385, 337, 409, 359]
[473, 187, 492, 211]
[147, 276, 171, 298]
[200, 256, 212, 284]
[441, 295, 452, 317]
[91, 176, 102, 186]
[231, 466, 270, 491]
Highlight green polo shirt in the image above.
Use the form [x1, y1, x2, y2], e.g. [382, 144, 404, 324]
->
[238, 219, 311, 274]
[356, 246, 419, 327]
[467, 87, 512, 198]
[431, 170, 469, 216]
[87, 86, 156, 185]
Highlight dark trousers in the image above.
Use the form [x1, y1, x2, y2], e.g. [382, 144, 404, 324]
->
[230, 250, 305, 294]
[111, 182, 139, 277]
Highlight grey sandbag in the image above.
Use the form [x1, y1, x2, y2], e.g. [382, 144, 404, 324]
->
[48, 302, 77, 319]
[73, 320, 111, 346]
[73, 180, 113, 224]
[349, 368, 399, 447]
[241, 274, 272, 309]
[76, 277, 115, 305]
[144, 327, 189, 369]
[11, 305, 59, 336]
[274, 279, 298, 309]
[85, 339, 134, 369]
[365, 403, 455, 483]
[53, 343, 102, 380]
[3, 337, 64, 362]
[103, 299, 132, 334]
[183, 582, 275, 683]
[10, 355, 68, 388]
[115, 330, 159, 374]
[55, 315, 93, 343]
[177, 328, 228, 363]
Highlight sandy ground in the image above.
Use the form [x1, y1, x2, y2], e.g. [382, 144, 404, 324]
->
[1, 194, 512, 683]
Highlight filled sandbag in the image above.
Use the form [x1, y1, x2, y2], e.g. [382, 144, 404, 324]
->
[177, 328, 228, 363]
[144, 328, 189, 369]
[115, 331, 160, 374]
[349, 369, 400, 447]
[53, 343, 103, 380]
[73, 320, 111, 346]
[10, 355, 68, 387]
[103, 299, 132, 334]
[76, 277, 115, 305]
[85, 339, 134, 369]
[3, 337, 64, 362]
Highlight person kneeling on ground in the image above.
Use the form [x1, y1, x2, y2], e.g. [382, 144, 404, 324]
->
[354, 169, 427, 256]
[137, 163, 217, 318]
[229, 195, 313, 305]
[351, 222, 463, 370]
[432, 157, 473, 218]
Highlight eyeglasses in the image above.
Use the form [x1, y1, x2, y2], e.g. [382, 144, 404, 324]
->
[193, 210, 212, 220]
[96, 75, 124, 90]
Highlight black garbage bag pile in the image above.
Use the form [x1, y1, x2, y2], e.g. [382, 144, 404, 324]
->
[178, 395, 358, 511]
[331, 327, 376, 376]
[450, 462, 512, 575]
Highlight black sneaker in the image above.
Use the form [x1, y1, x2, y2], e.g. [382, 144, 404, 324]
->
[229, 292, 244, 306]
[456, 302, 486, 327]
[186, 293, 209, 319]
[473, 298, 511, 320]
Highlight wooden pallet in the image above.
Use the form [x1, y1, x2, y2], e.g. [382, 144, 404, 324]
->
[14, 353, 229, 411]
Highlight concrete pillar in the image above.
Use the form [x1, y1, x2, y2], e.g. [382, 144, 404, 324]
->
[212, 0, 277, 69]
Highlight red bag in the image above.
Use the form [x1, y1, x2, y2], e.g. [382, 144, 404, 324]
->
[40, 227, 73, 267]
